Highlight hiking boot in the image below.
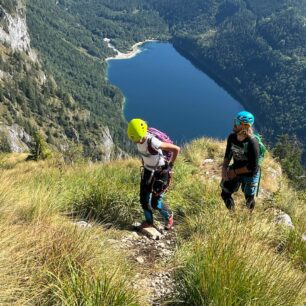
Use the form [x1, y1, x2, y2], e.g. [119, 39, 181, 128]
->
[164, 215, 173, 230]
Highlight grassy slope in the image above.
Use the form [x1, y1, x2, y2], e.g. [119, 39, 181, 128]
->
[0, 138, 305, 305]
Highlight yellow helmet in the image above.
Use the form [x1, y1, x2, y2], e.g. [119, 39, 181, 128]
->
[127, 118, 148, 142]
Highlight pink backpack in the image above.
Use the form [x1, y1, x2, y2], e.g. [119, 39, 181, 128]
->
[147, 127, 173, 162]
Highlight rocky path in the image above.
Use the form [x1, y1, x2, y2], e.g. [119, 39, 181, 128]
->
[77, 218, 180, 305]
[114, 224, 179, 305]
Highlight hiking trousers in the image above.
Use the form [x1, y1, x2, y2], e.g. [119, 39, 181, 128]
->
[220, 171, 260, 210]
[140, 167, 172, 224]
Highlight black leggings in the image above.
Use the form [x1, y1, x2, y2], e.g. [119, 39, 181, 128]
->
[221, 190, 255, 210]
[140, 167, 172, 223]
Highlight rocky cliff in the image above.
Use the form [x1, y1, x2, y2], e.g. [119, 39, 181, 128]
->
[0, 123, 31, 152]
[0, 2, 36, 60]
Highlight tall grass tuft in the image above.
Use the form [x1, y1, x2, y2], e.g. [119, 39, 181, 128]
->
[176, 211, 306, 306]
[68, 161, 141, 227]
[48, 265, 138, 306]
[0, 222, 141, 305]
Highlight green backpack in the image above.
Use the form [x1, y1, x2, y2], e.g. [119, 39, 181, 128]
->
[253, 133, 267, 165]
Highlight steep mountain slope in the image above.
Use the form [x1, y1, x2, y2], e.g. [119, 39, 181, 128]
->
[32, 0, 305, 162]
[25, 0, 169, 159]
[0, 1, 121, 160]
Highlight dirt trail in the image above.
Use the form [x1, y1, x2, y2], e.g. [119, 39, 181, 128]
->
[117, 224, 179, 305]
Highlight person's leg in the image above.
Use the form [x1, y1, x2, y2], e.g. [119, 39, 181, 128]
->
[151, 168, 173, 228]
[151, 194, 172, 220]
[245, 194, 255, 210]
[140, 168, 154, 224]
[221, 190, 235, 210]
[220, 178, 240, 211]
[241, 172, 260, 211]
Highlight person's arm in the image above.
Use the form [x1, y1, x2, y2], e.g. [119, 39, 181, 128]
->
[222, 158, 231, 180]
[227, 166, 250, 179]
[159, 142, 180, 166]
[222, 135, 233, 180]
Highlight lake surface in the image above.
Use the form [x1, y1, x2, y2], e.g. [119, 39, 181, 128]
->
[107, 42, 243, 144]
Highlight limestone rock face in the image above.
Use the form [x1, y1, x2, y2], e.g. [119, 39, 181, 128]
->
[100, 126, 115, 162]
[0, 124, 32, 153]
[0, 3, 37, 61]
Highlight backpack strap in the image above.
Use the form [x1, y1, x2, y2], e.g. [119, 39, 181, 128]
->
[147, 137, 158, 155]
[147, 136, 165, 160]
[249, 135, 262, 197]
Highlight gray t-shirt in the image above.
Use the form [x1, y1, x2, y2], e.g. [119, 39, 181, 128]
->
[137, 134, 165, 170]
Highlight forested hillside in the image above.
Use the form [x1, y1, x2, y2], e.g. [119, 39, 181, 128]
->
[175, 0, 305, 164]
[0, 1, 126, 160]
[1, 0, 305, 163]
[148, 0, 306, 162]
[29, 0, 306, 165]
[23, 0, 170, 159]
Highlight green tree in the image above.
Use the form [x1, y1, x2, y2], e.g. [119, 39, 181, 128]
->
[27, 131, 52, 161]
[62, 142, 84, 165]
[273, 134, 305, 189]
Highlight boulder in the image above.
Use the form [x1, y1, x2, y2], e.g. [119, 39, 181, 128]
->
[75, 221, 92, 228]
[140, 227, 162, 240]
[203, 158, 214, 164]
[275, 212, 294, 229]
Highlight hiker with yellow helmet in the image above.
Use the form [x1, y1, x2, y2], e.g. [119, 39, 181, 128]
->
[127, 118, 180, 230]
[220, 111, 260, 211]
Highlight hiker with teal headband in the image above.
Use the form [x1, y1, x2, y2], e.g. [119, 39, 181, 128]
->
[220, 111, 260, 211]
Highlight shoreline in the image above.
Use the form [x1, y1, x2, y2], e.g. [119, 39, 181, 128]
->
[104, 38, 158, 61]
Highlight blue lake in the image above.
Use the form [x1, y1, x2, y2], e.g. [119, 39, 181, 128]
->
[107, 42, 243, 144]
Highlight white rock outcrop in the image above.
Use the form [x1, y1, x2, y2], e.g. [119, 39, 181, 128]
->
[100, 126, 115, 161]
[0, 4, 37, 61]
[275, 212, 295, 229]
[75, 221, 92, 229]
[0, 124, 32, 152]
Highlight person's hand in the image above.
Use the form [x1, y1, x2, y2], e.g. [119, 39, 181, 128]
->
[227, 169, 237, 180]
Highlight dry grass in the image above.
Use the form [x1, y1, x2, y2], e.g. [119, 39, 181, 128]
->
[0, 137, 305, 305]
[0, 221, 141, 305]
